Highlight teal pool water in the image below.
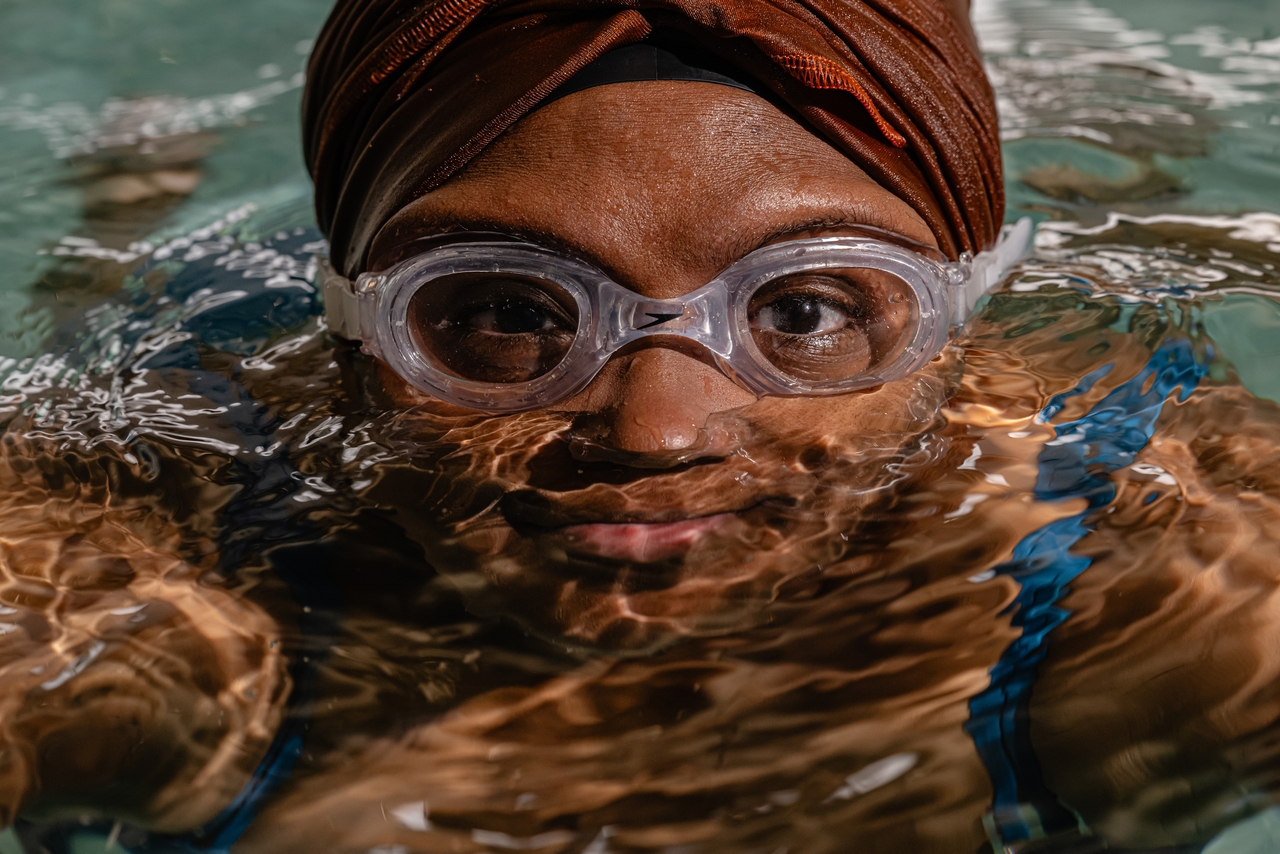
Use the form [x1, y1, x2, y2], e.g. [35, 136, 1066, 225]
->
[0, 0, 326, 355]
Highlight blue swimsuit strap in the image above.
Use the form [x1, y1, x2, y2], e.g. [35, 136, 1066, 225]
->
[965, 337, 1209, 849]
[193, 544, 341, 853]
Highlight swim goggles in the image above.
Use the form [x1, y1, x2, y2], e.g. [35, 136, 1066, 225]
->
[321, 218, 1032, 412]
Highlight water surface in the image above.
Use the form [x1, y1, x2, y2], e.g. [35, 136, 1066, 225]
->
[0, 1, 1278, 852]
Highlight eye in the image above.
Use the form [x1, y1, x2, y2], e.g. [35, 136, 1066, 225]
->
[408, 273, 581, 384]
[461, 297, 563, 335]
[745, 271, 917, 384]
[748, 274, 868, 337]
[750, 293, 853, 336]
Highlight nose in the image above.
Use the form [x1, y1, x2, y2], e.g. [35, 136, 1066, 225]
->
[588, 348, 757, 454]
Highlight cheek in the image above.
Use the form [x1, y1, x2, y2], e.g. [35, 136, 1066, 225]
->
[372, 359, 477, 417]
[373, 359, 418, 406]
[737, 372, 951, 446]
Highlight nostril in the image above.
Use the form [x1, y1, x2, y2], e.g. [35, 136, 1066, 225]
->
[520, 434, 724, 492]
[564, 412, 746, 469]
[569, 428, 719, 469]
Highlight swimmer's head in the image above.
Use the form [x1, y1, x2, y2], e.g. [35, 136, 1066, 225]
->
[300, 0, 1005, 646]
[302, 0, 1003, 437]
[370, 79, 956, 446]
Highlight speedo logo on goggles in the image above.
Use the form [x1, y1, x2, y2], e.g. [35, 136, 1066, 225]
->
[321, 220, 1032, 412]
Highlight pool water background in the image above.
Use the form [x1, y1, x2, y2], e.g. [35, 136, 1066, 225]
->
[0, 0, 1277, 852]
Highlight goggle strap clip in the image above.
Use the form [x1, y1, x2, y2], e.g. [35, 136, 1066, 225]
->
[952, 217, 1035, 325]
[317, 256, 380, 351]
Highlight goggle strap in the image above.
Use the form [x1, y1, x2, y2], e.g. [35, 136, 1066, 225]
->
[318, 255, 378, 345]
[955, 217, 1035, 324]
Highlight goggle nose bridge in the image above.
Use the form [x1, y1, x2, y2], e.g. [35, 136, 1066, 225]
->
[594, 279, 736, 359]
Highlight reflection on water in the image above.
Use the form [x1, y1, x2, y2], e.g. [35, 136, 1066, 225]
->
[0, 0, 1277, 852]
[0, 211, 1276, 854]
[977, 0, 1280, 234]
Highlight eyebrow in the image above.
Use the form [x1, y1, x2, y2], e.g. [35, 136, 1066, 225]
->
[373, 212, 590, 269]
[734, 216, 891, 259]
[374, 210, 929, 277]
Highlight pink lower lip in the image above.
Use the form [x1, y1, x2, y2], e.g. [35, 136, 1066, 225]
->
[559, 514, 732, 562]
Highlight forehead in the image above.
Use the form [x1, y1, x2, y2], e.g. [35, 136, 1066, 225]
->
[370, 81, 937, 293]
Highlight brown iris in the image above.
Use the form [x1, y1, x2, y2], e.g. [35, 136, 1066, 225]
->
[747, 269, 916, 383]
[408, 273, 579, 383]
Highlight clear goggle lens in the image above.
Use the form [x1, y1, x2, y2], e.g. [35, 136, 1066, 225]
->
[745, 268, 919, 384]
[407, 267, 920, 387]
[409, 272, 580, 384]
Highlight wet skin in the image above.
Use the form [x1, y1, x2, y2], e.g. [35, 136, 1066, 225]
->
[371, 79, 942, 450]
[362, 82, 963, 647]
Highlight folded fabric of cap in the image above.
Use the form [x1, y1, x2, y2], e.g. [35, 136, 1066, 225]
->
[304, 0, 1004, 275]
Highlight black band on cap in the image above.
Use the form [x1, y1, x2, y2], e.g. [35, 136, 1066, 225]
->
[543, 39, 759, 106]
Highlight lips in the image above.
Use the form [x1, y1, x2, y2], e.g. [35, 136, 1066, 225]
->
[499, 483, 775, 525]
[559, 514, 734, 562]
[497, 486, 761, 562]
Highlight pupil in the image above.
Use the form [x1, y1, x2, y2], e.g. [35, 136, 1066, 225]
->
[774, 296, 824, 335]
[493, 299, 547, 334]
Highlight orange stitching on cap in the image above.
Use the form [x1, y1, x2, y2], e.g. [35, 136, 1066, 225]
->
[369, 0, 495, 87]
[775, 53, 907, 148]
[315, 0, 494, 177]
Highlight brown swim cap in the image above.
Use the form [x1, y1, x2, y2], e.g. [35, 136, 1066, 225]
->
[304, 0, 1004, 274]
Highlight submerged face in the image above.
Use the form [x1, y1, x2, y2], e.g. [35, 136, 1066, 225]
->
[360, 82, 958, 648]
